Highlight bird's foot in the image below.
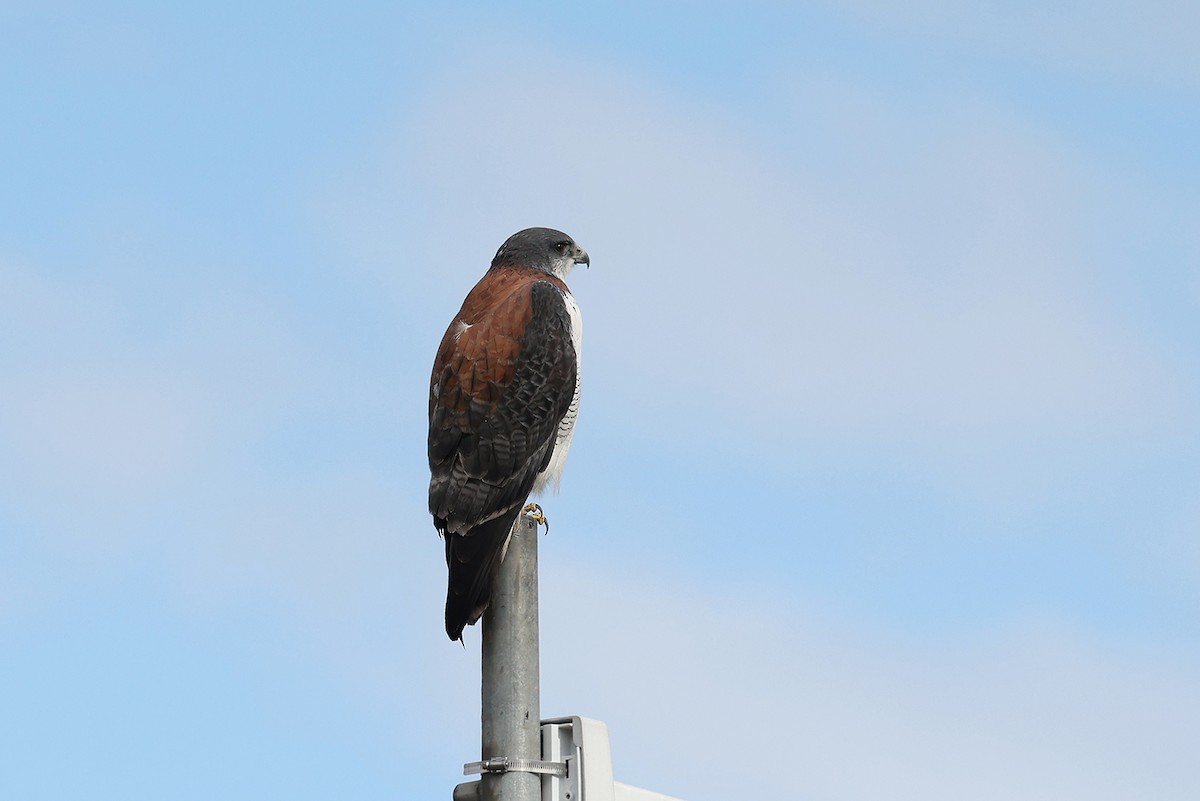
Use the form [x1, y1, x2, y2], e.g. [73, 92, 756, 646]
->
[522, 503, 550, 534]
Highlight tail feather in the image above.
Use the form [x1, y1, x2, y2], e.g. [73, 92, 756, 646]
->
[444, 507, 523, 641]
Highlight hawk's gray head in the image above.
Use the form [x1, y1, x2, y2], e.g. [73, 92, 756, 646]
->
[491, 227, 589, 280]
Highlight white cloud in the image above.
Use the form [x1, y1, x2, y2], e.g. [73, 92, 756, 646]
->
[817, 0, 1200, 92]
[0, 263, 204, 529]
[322, 49, 1187, 465]
[0, 261, 311, 521]
[3, 12, 1194, 800]
[538, 564, 1200, 801]
[0, 254, 390, 604]
[0, 365, 205, 505]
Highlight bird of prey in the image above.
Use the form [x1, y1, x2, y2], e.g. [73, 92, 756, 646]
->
[428, 227, 587, 641]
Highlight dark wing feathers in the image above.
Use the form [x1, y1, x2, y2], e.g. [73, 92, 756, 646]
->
[428, 275, 577, 639]
[441, 508, 521, 639]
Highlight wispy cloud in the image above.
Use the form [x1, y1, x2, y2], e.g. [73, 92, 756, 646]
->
[3, 9, 1197, 800]
[539, 563, 1200, 801]
[322, 48, 1189, 464]
[813, 0, 1200, 91]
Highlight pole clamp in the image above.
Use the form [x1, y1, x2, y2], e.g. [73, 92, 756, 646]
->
[463, 756, 567, 777]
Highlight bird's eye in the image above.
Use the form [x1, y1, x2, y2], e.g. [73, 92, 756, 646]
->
[555, 241, 571, 255]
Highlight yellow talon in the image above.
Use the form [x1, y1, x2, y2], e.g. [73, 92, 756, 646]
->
[522, 503, 549, 532]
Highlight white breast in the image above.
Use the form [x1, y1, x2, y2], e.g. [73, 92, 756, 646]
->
[532, 288, 582, 495]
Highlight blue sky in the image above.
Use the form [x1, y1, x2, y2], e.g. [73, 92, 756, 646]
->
[2, 2, 1198, 799]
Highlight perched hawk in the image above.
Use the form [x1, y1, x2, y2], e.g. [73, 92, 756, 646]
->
[428, 227, 587, 641]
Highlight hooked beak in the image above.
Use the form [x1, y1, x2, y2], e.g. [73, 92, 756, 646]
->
[574, 246, 590, 268]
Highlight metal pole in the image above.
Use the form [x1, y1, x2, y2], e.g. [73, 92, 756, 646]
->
[480, 514, 541, 801]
